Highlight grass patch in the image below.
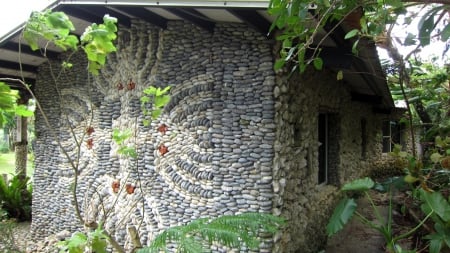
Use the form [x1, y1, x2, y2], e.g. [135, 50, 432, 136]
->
[0, 152, 34, 179]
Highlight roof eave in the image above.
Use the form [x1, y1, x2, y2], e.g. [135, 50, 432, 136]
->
[57, 0, 270, 8]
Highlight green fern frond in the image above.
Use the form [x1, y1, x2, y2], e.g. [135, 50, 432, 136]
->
[177, 217, 209, 234]
[177, 236, 205, 253]
[137, 212, 285, 253]
[211, 212, 285, 234]
[198, 224, 244, 249]
[0, 175, 32, 220]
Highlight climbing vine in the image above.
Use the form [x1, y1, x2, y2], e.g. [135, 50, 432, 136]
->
[140, 86, 171, 126]
[24, 10, 117, 76]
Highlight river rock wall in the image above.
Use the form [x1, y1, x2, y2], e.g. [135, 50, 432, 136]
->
[32, 20, 276, 252]
[272, 69, 385, 252]
[31, 19, 387, 253]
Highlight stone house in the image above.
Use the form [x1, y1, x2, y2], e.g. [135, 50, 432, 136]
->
[0, 1, 398, 252]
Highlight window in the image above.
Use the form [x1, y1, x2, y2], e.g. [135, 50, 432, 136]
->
[318, 113, 339, 185]
[382, 120, 405, 153]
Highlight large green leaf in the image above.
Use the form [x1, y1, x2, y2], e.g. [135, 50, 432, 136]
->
[420, 189, 450, 222]
[15, 105, 34, 117]
[344, 29, 359, 39]
[154, 95, 171, 108]
[67, 232, 87, 253]
[424, 223, 450, 253]
[313, 57, 323, 70]
[24, 10, 79, 52]
[403, 33, 417, 46]
[274, 58, 286, 70]
[47, 11, 75, 33]
[341, 177, 375, 192]
[80, 15, 117, 75]
[418, 8, 438, 47]
[326, 197, 357, 236]
[441, 23, 450, 41]
[91, 238, 108, 253]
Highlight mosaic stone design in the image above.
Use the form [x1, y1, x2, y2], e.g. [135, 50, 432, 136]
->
[31, 18, 386, 253]
[31, 20, 276, 252]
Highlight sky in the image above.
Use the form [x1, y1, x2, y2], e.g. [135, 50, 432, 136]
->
[0, 0, 54, 38]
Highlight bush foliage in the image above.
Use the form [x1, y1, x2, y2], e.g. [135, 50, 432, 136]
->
[0, 175, 32, 221]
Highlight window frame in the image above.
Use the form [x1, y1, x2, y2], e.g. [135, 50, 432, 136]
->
[382, 120, 404, 153]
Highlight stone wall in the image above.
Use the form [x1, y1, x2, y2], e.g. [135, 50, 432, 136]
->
[31, 20, 276, 251]
[31, 18, 388, 252]
[272, 68, 385, 252]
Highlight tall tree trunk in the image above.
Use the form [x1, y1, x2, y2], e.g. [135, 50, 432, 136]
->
[15, 92, 29, 180]
[15, 115, 27, 180]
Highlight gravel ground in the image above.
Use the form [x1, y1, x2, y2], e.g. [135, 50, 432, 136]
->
[14, 221, 32, 251]
[0, 221, 31, 252]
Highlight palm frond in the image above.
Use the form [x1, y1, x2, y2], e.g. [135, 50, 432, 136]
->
[198, 223, 259, 249]
[177, 236, 205, 253]
[137, 212, 285, 253]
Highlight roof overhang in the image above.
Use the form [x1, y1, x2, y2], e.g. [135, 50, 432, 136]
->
[55, 0, 271, 8]
[0, 0, 394, 110]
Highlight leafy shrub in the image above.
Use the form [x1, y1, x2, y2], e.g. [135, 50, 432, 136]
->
[0, 175, 32, 221]
[58, 225, 109, 253]
[0, 204, 8, 221]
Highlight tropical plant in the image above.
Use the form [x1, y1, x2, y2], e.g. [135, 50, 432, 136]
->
[395, 61, 449, 137]
[57, 223, 109, 253]
[419, 188, 450, 253]
[0, 175, 32, 221]
[112, 128, 137, 159]
[0, 82, 33, 128]
[19, 10, 129, 252]
[138, 212, 285, 253]
[327, 177, 431, 253]
[140, 86, 171, 126]
[267, 0, 449, 74]
[24, 10, 117, 76]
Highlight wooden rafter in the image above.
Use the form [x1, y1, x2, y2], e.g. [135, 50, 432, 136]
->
[165, 8, 215, 32]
